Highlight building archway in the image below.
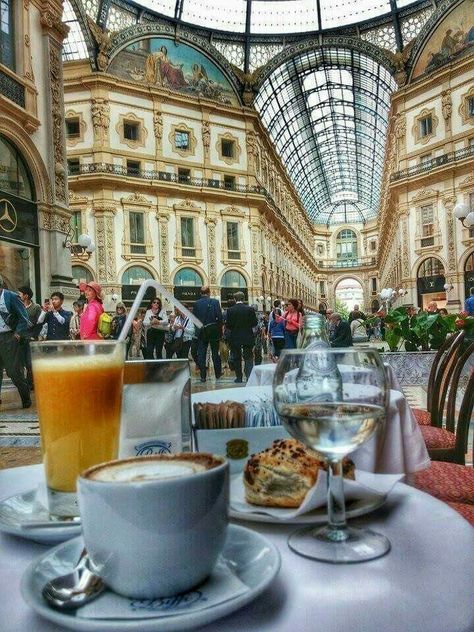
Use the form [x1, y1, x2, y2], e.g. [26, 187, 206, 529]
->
[173, 267, 204, 306]
[416, 256, 446, 310]
[0, 134, 40, 300]
[464, 251, 474, 300]
[334, 277, 364, 314]
[220, 269, 248, 306]
[121, 265, 155, 307]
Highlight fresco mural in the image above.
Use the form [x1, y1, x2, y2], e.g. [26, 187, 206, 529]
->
[412, 1, 474, 78]
[108, 37, 239, 105]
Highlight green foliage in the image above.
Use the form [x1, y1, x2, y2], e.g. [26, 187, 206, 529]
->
[335, 299, 349, 321]
[383, 307, 459, 351]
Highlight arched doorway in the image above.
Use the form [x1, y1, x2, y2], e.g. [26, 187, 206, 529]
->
[334, 278, 364, 314]
[173, 268, 203, 306]
[220, 270, 248, 306]
[0, 135, 39, 299]
[71, 265, 93, 286]
[121, 265, 155, 307]
[464, 252, 474, 299]
[416, 257, 446, 310]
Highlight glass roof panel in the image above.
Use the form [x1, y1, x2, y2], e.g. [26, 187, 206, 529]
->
[254, 47, 397, 225]
[118, 0, 424, 33]
[62, 0, 89, 61]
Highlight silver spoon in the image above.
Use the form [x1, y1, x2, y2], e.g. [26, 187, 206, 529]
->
[42, 549, 105, 610]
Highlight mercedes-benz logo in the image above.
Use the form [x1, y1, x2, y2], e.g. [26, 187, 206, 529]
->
[0, 199, 17, 233]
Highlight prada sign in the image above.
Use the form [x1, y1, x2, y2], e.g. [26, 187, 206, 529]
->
[174, 286, 201, 303]
[122, 285, 156, 306]
[0, 191, 38, 246]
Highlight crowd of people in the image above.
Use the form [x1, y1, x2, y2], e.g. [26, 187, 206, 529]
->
[4, 271, 471, 406]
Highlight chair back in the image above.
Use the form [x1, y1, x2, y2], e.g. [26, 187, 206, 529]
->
[440, 340, 474, 465]
[430, 331, 465, 427]
[426, 331, 463, 412]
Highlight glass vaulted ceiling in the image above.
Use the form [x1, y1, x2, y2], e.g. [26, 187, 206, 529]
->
[127, 0, 422, 34]
[254, 48, 397, 225]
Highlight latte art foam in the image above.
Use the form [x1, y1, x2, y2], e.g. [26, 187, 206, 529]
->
[89, 459, 209, 482]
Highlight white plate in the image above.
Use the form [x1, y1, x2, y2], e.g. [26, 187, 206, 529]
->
[0, 490, 81, 545]
[21, 524, 281, 631]
[229, 476, 386, 524]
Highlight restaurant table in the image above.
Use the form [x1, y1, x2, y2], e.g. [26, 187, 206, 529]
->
[192, 386, 430, 475]
[0, 464, 473, 632]
[247, 362, 403, 391]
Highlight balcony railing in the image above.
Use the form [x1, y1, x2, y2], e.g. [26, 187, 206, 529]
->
[69, 162, 266, 195]
[391, 145, 474, 182]
[0, 68, 25, 108]
[318, 258, 376, 269]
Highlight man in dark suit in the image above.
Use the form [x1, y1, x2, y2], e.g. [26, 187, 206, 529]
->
[192, 286, 223, 383]
[0, 273, 31, 408]
[225, 292, 257, 383]
[329, 313, 353, 348]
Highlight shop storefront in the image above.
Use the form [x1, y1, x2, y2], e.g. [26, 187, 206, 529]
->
[464, 252, 474, 300]
[220, 270, 248, 306]
[416, 257, 446, 310]
[121, 266, 155, 307]
[173, 268, 203, 306]
[0, 136, 39, 299]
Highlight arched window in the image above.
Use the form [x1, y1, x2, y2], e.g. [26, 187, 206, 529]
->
[121, 266, 153, 285]
[174, 268, 203, 287]
[465, 252, 474, 272]
[336, 229, 358, 263]
[221, 270, 247, 288]
[72, 265, 93, 286]
[0, 135, 34, 200]
[418, 257, 444, 278]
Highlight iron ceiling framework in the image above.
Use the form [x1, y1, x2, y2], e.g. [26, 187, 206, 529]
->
[64, 0, 433, 225]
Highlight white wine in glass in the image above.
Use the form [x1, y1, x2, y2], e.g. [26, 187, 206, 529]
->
[273, 348, 390, 563]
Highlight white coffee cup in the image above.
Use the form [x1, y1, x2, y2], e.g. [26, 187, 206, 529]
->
[78, 453, 229, 599]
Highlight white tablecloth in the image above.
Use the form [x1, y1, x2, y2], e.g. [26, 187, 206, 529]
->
[192, 386, 430, 475]
[0, 464, 473, 632]
[247, 362, 402, 391]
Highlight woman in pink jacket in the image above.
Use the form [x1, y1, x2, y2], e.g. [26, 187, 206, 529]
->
[80, 282, 104, 340]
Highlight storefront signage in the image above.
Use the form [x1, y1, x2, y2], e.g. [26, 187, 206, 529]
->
[220, 287, 248, 304]
[417, 275, 445, 294]
[0, 191, 38, 246]
[174, 286, 201, 303]
[122, 284, 156, 306]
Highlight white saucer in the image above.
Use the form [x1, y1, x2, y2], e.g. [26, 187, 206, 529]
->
[21, 524, 281, 631]
[0, 489, 81, 545]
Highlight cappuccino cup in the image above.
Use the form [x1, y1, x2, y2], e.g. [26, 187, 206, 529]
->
[78, 453, 229, 599]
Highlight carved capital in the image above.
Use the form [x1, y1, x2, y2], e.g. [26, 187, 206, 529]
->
[40, 10, 69, 41]
[92, 200, 117, 215]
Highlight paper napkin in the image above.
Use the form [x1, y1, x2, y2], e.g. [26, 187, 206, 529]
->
[77, 560, 248, 620]
[230, 470, 403, 520]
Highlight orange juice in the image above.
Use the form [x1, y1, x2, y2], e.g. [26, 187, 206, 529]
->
[33, 354, 124, 492]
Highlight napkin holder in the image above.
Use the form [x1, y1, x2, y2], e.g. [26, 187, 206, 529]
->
[194, 426, 291, 474]
[119, 359, 191, 458]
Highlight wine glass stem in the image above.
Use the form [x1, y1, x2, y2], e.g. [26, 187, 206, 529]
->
[326, 458, 348, 542]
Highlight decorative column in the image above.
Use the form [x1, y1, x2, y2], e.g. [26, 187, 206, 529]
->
[249, 219, 262, 303]
[441, 90, 452, 133]
[443, 194, 462, 310]
[39, 1, 75, 297]
[157, 209, 171, 287]
[205, 216, 218, 294]
[92, 201, 117, 297]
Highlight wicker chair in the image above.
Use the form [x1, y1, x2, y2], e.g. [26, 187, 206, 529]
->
[412, 331, 464, 426]
[414, 369, 474, 525]
[419, 342, 474, 465]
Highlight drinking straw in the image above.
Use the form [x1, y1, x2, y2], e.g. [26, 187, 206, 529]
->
[118, 279, 203, 342]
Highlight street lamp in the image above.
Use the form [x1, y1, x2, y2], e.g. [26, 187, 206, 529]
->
[453, 202, 474, 228]
[443, 283, 454, 292]
[63, 228, 96, 256]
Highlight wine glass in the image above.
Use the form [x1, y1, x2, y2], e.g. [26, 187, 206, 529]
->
[273, 347, 390, 563]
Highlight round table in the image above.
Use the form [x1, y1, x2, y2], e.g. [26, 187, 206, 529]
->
[192, 386, 430, 475]
[247, 362, 402, 391]
[0, 464, 473, 632]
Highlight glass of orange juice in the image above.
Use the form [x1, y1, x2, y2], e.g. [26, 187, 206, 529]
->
[31, 340, 125, 518]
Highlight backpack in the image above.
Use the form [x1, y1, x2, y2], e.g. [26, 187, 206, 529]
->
[98, 312, 113, 338]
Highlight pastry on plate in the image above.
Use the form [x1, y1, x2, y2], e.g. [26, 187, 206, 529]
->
[243, 438, 355, 508]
